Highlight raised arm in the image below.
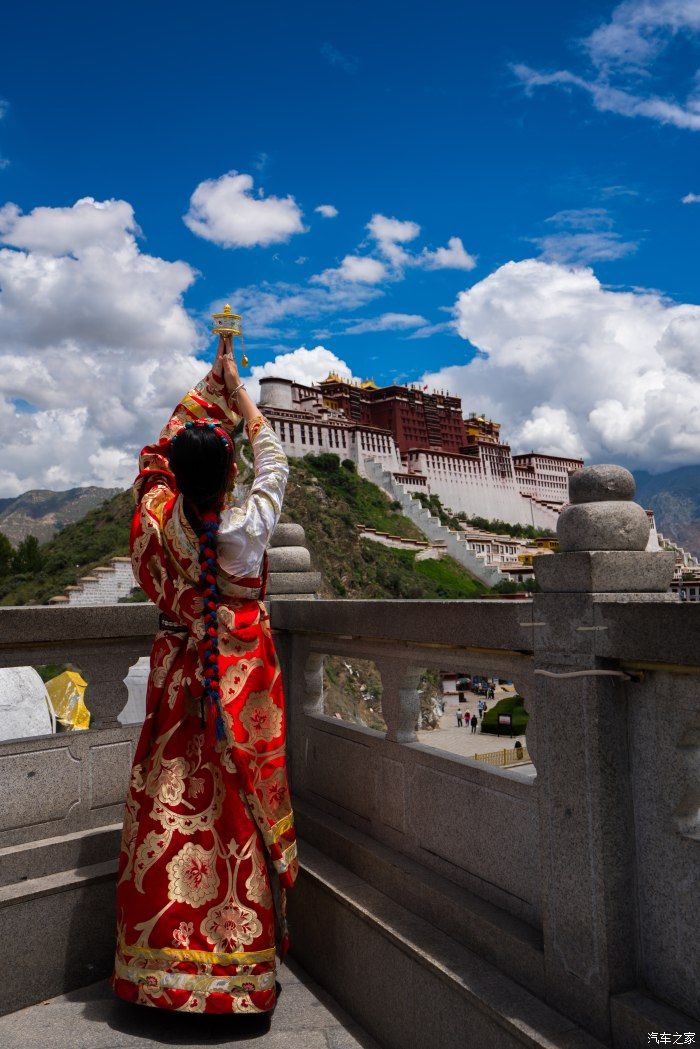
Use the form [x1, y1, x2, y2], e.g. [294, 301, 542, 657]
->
[216, 337, 289, 577]
[133, 338, 241, 506]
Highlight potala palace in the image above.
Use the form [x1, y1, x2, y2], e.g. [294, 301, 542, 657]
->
[259, 373, 583, 531]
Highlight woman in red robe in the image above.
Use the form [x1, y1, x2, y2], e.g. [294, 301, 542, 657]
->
[112, 336, 297, 1015]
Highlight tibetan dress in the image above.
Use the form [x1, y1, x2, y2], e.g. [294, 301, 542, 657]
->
[112, 370, 298, 1015]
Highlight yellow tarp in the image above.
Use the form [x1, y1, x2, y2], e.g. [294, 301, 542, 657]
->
[46, 670, 91, 730]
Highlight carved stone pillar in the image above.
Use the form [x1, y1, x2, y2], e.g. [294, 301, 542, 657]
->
[77, 640, 150, 729]
[532, 465, 676, 1043]
[303, 651, 325, 716]
[377, 659, 425, 743]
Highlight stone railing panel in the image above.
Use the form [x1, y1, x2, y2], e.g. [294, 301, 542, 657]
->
[627, 670, 700, 1020]
[273, 602, 541, 925]
[0, 604, 156, 848]
[0, 724, 139, 849]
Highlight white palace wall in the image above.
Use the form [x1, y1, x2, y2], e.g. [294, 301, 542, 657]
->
[265, 408, 561, 532]
[267, 418, 402, 476]
[406, 451, 561, 529]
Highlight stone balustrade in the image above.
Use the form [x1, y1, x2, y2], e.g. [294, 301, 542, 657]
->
[0, 467, 697, 1047]
[269, 466, 699, 1049]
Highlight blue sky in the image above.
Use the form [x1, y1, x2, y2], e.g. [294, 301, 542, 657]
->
[0, 0, 699, 492]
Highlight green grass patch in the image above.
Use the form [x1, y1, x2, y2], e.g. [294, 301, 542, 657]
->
[482, 694, 529, 735]
[413, 555, 487, 598]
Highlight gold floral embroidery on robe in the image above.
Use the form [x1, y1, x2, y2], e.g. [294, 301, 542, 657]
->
[166, 843, 220, 907]
[240, 691, 283, 744]
[200, 897, 263, 952]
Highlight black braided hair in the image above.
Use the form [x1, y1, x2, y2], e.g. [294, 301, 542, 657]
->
[198, 502, 226, 740]
[168, 418, 235, 742]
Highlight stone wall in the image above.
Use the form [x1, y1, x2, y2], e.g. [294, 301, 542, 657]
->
[50, 557, 137, 606]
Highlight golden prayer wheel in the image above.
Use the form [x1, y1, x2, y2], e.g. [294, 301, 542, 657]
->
[211, 304, 248, 368]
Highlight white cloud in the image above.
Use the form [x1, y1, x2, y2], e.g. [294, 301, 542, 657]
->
[0, 197, 140, 254]
[407, 320, 458, 339]
[183, 171, 306, 248]
[320, 42, 359, 74]
[422, 258, 700, 470]
[419, 236, 477, 271]
[341, 312, 428, 335]
[533, 206, 637, 264]
[514, 1, 700, 132]
[584, 0, 700, 71]
[546, 208, 613, 229]
[229, 211, 477, 343]
[367, 213, 421, 266]
[315, 204, 338, 218]
[247, 345, 355, 401]
[312, 254, 387, 285]
[682, 191, 700, 202]
[221, 278, 382, 340]
[0, 197, 207, 496]
[535, 231, 638, 264]
[366, 214, 477, 273]
[0, 96, 7, 166]
[514, 64, 700, 131]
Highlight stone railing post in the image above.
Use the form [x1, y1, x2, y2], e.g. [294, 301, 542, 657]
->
[78, 639, 151, 729]
[377, 658, 425, 743]
[531, 465, 675, 1044]
[302, 651, 325, 716]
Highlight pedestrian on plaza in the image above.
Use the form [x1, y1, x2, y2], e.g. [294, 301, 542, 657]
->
[470, 714, 478, 734]
[456, 711, 463, 728]
[464, 710, 471, 726]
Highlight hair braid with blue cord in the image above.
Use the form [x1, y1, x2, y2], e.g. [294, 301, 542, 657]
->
[169, 417, 235, 742]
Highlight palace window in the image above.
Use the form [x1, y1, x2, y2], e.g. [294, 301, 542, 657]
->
[300, 425, 306, 444]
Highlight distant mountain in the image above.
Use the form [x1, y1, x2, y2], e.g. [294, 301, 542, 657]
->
[0, 486, 124, 547]
[633, 466, 700, 557]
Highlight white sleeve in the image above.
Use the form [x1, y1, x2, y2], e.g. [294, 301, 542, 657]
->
[217, 418, 289, 579]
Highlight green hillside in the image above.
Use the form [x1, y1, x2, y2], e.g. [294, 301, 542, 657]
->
[283, 453, 486, 599]
[0, 453, 487, 605]
[0, 490, 134, 606]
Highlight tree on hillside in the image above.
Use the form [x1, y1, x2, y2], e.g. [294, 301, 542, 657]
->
[13, 535, 43, 574]
[0, 532, 13, 576]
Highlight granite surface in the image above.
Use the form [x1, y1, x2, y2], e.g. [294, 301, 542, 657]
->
[0, 957, 381, 1049]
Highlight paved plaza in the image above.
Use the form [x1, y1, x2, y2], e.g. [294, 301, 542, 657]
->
[0, 957, 380, 1049]
[416, 687, 534, 776]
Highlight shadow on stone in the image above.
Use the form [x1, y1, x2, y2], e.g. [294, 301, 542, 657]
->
[73, 979, 275, 1044]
